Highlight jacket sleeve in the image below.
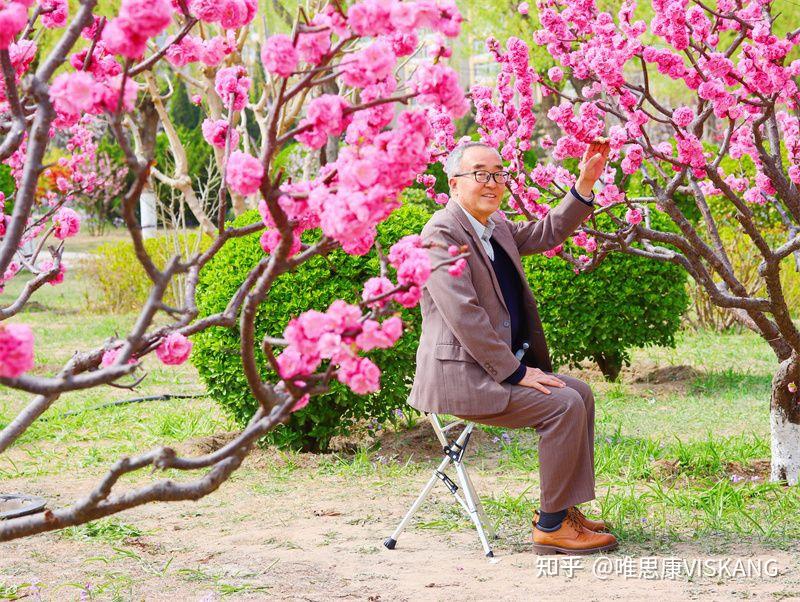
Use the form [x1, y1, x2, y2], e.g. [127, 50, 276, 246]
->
[422, 223, 521, 383]
[508, 189, 594, 256]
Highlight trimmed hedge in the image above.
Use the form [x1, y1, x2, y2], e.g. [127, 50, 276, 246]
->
[191, 192, 431, 451]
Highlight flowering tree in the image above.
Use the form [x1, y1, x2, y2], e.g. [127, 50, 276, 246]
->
[464, 0, 800, 484]
[0, 0, 469, 541]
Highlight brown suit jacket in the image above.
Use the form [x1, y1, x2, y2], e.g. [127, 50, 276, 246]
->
[408, 192, 593, 416]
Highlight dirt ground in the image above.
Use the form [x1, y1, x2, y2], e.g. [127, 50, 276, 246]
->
[2, 435, 799, 602]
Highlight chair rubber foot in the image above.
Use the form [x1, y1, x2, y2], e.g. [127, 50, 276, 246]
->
[384, 537, 397, 550]
[486, 550, 494, 558]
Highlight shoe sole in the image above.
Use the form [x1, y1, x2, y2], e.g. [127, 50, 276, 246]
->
[532, 540, 619, 555]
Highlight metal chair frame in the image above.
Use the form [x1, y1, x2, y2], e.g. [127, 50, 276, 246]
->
[383, 413, 498, 557]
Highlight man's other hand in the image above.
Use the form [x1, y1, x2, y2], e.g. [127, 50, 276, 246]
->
[518, 367, 567, 394]
[575, 138, 610, 197]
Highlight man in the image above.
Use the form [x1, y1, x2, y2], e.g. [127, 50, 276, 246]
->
[409, 140, 617, 555]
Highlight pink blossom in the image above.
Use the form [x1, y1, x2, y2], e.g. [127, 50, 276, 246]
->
[226, 151, 263, 196]
[0, 323, 34, 378]
[218, 0, 255, 29]
[518, 2, 529, 15]
[50, 72, 98, 117]
[101, 346, 138, 368]
[156, 332, 193, 365]
[291, 394, 310, 412]
[190, 0, 222, 22]
[261, 34, 298, 78]
[166, 35, 203, 67]
[543, 244, 563, 258]
[625, 208, 643, 225]
[0, 3, 28, 51]
[448, 258, 467, 277]
[621, 145, 643, 175]
[548, 66, 563, 82]
[296, 26, 330, 65]
[296, 95, 350, 150]
[202, 118, 240, 149]
[39, 260, 65, 285]
[119, 0, 172, 37]
[214, 66, 251, 111]
[41, 0, 68, 29]
[341, 39, 396, 88]
[101, 18, 147, 59]
[672, 106, 695, 127]
[200, 33, 236, 66]
[355, 318, 403, 352]
[347, 0, 394, 37]
[337, 356, 381, 394]
[788, 382, 797, 393]
[362, 276, 395, 308]
[259, 228, 302, 257]
[52, 207, 81, 239]
[411, 63, 468, 118]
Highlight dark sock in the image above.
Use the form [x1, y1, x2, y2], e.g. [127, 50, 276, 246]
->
[536, 509, 567, 531]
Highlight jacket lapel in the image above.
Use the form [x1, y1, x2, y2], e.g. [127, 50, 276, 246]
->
[445, 200, 508, 313]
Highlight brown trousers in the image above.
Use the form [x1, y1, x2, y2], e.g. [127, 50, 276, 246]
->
[455, 373, 596, 513]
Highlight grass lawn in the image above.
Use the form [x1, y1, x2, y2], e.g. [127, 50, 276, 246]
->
[1, 251, 799, 599]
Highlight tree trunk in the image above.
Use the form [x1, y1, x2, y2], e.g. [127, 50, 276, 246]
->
[770, 353, 800, 485]
[593, 351, 622, 382]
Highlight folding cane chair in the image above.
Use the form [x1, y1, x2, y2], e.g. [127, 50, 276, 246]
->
[383, 412, 498, 557]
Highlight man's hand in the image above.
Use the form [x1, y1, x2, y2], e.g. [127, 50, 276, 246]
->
[518, 366, 567, 394]
[575, 138, 610, 197]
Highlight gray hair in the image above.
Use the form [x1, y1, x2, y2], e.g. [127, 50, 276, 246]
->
[444, 142, 500, 179]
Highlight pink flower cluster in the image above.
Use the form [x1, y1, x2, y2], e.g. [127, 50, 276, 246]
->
[347, 0, 462, 39]
[156, 332, 193, 365]
[52, 207, 81, 239]
[40, 0, 68, 29]
[277, 301, 404, 395]
[39, 260, 65, 286]
[215, 66, 251, 111]
[190, 0, 257, 29]
[341, 39, 396, 88]
[410, 63, 468, 119]
[261, 34, 298, 78]
[226, 151, 263, 196]
[0, 1, 30, 50]
[166, 33, 236, 68]
[202, 118, 240, 149]
[0, 323, 34, 378]
[296, 95, 351, 150]
[103, 0, 173, 59]
[306, 110, 433, 256]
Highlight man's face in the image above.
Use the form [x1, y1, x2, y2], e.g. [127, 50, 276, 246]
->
[449, 146, 505, 224]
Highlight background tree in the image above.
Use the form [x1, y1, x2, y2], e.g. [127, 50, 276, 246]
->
[466, 0, 800, 485]
[0, 0, 468, 541]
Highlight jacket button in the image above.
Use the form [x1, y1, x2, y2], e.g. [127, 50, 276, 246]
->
[503, 320, 510, 327]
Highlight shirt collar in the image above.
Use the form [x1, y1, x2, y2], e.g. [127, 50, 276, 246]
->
[456, 201, 495, 241]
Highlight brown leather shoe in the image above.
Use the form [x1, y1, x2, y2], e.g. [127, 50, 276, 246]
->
[532, 512, 618, 555]
[533, 506, 610, 533]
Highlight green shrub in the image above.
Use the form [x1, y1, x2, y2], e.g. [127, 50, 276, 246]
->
[85, 232, 211, 312]
[191, 192, 431, 452]
[522, 209, 689, 380]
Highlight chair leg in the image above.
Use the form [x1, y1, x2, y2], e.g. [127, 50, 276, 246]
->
[384, 414, 496, 557]
[461, 465, 497, 540]
[384, 448, 455, 549]
[455, 462, 494, 557]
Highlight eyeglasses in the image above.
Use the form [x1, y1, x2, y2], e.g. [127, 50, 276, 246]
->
[453, 170, 511, 184]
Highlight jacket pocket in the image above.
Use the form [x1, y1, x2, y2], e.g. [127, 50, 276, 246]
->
[434, 344, 477, 363]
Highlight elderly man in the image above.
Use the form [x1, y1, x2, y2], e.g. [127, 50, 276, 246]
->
[409, 140, 617, 555]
